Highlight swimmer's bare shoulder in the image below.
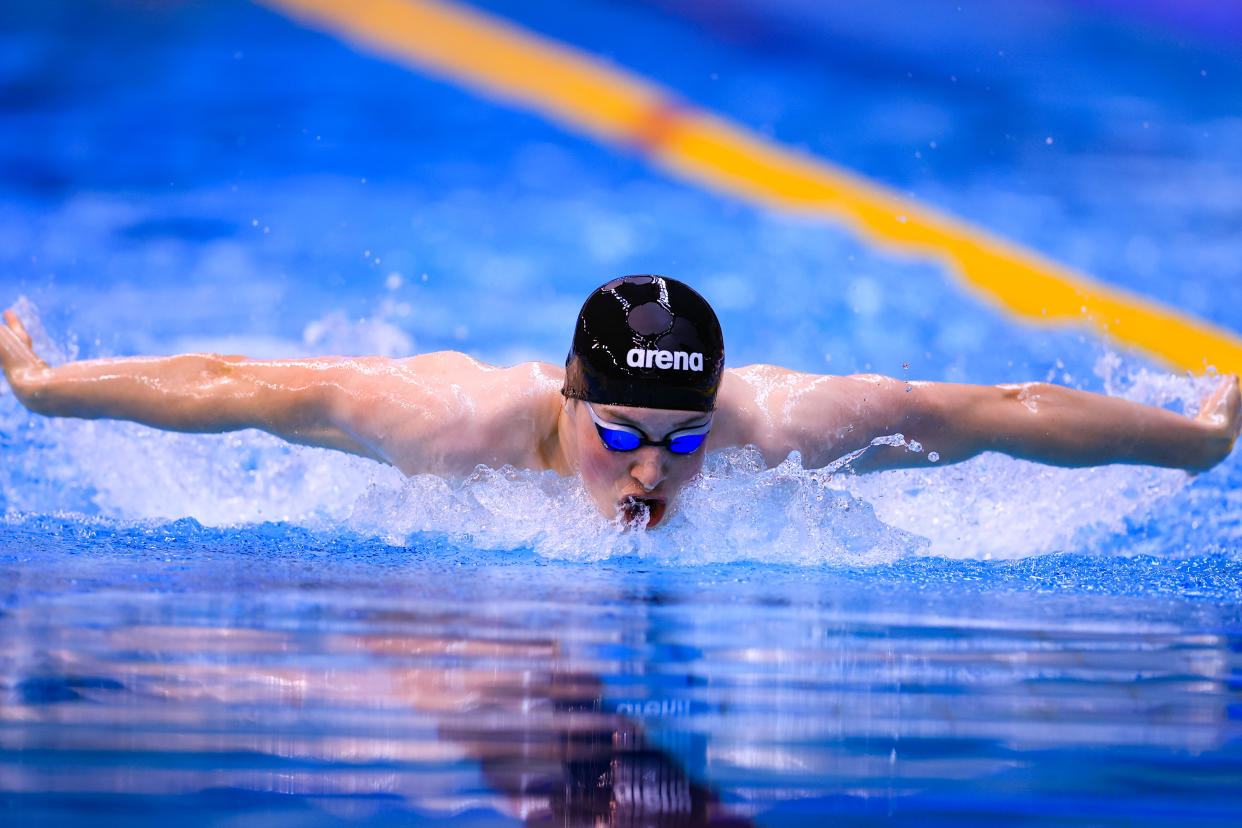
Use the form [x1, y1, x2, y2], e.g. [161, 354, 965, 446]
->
[711, 365, 905, 467]
[343, 352, 567, 476]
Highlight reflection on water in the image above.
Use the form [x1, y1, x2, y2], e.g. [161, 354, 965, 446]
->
[2, 520, 1241, 825]
[2, 622, 743, 825]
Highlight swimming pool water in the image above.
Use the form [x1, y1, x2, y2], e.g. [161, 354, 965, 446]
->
[2, 0, 1242, 823]
[4, 516, 1241, 824]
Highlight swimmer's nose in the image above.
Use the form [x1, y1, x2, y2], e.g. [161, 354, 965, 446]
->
[629, 447, 667, 491]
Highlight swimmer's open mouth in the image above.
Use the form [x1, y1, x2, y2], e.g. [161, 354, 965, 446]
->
[618, 496, 667, 528]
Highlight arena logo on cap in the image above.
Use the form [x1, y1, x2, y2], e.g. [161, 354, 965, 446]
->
[627, 347, 704, 371]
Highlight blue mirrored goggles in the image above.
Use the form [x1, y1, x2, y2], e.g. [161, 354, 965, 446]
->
[585, 403, 712, 455]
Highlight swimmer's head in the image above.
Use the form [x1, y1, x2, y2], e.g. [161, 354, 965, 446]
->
[562, 275, 724, 412]
[560, 276, 723, 528]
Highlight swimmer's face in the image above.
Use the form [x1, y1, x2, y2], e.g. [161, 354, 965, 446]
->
[568, 401, 711, 528]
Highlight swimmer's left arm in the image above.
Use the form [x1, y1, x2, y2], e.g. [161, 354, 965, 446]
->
[870, 376, 1240, 472]
[725, 368, 1241, 473]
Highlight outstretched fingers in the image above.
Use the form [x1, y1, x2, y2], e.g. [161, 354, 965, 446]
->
[3, 310, 33, 348]
[1197, 375, 1240, 428]
[0, 309, 48, 378]
[0, 314, 23, 365]
[1215, 375, 1241, 442]
[1191, 375, 1242, 473]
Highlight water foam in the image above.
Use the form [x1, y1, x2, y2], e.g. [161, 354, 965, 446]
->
[343, 448, 924, 564]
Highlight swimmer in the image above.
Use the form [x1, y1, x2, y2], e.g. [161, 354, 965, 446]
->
[1, 275, 1239, 528]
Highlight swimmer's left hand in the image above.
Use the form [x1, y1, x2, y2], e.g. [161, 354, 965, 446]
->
[1191, 374, 1241, 470]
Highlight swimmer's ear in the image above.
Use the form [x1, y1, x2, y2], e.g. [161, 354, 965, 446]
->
[3, 310, 33, 349]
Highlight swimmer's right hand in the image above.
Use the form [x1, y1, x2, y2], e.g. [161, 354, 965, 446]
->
[0, 309, 51, 408]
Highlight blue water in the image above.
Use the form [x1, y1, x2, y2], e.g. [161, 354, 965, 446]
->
[2, 0, 1242, 823]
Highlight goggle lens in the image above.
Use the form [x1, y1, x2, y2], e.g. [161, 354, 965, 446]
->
[596, 425, 641, 452]
[666, 433, 707, 454]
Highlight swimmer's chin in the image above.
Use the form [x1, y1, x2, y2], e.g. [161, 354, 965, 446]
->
[615, 496, 667, 529]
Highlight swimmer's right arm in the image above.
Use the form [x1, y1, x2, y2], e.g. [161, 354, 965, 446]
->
[1, 310, 556, 475]
[0, 309, 387, 461]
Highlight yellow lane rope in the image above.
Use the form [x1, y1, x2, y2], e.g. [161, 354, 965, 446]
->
[258, 0, 1242, 376]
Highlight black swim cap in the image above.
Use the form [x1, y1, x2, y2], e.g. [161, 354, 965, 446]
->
[563, 275, 724, 412]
